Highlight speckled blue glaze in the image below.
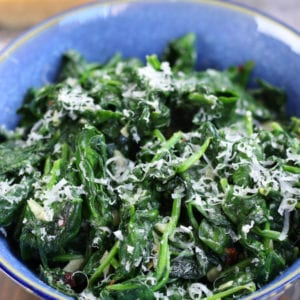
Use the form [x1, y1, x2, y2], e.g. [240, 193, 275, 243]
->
[0, 1, 299, 299]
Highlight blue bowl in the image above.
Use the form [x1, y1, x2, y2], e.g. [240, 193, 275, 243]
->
[0, 0, 299, 299]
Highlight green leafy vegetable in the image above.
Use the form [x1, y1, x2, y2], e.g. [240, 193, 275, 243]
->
[0, 33, 299, 299]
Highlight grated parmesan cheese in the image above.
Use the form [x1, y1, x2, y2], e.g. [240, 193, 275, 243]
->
[113, 230, 124, 241]
[138, 62, 174, 92]
[78, 290, 99, 300]
[57, 85, 100, 118]
[241, 220, 255, 237]
[127, 245, 134, 254]
[30, 178, 85, 222]
[188, 283, 212, 300]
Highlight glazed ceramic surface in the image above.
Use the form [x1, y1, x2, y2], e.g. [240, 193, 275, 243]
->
[0, 1, 299, 299]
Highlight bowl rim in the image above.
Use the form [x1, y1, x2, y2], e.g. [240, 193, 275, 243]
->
[0, 0, 300, 299]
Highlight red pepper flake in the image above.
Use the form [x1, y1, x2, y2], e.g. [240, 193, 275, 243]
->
[225, 247, 238, 265]
[63, 272, 77, 288]
[238, 64, 244, 73]
[108, 279, 116, 285]
[48, 100, 54, 106]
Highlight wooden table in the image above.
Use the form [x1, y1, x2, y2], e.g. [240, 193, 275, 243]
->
[0, 271, 39, 300]
[1, 0, 300, 299]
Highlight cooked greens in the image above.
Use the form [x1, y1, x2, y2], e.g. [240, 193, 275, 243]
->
[0, 33, 300, 299]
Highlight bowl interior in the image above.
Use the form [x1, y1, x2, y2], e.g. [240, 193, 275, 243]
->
[0, 0, 300, 299]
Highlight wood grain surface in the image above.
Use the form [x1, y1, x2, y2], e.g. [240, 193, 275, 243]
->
[0, 271, 40, 300]
[0, 0, 93, 29]
[0, 0, 300, 299]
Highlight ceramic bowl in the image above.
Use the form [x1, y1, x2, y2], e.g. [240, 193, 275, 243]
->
[0, 0, 299, 299]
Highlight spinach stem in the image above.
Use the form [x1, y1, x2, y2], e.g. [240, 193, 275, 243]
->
[283, 165, 300, 174]
[176, 137, 211, 173]
[52, 254, 83, 263]
[110, 257, 120, 269]
[152, 129, 166, 143]
[107, 282, 140, 291]
[154, 197, 181, 287]
[254, 227, 282, 241]
[47, 159, 62, 189]
[43, 157, 51, 175]
[215, 258, 251, 280]
[271, 122, 284, 131]
[204, 282, 256, 300]
[263, 217, 272, 249]
[152, 247, 171, 291]
[186, 202, 199, 230]
[89, 241, 120, 286]
[152, 131, 183, 162]
[220, 178, 229, 192]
